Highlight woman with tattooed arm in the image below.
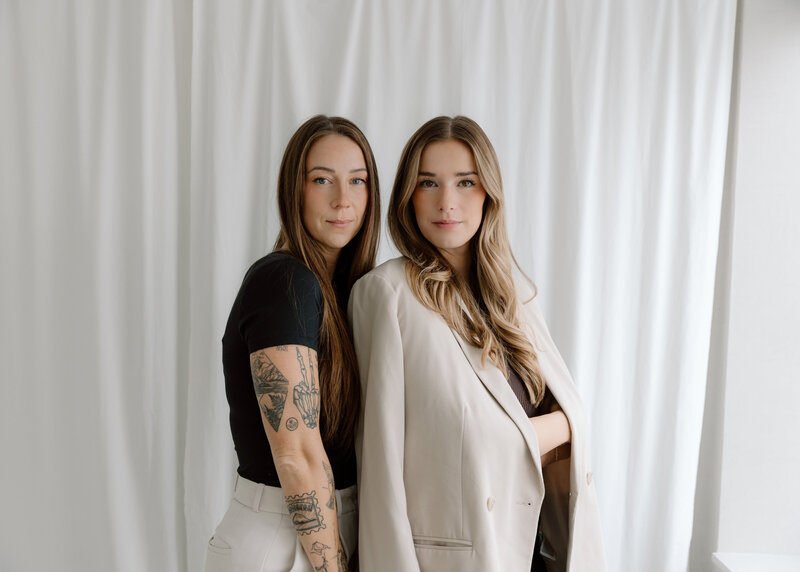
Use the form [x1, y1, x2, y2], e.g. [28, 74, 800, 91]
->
[204, 116, 381, 572]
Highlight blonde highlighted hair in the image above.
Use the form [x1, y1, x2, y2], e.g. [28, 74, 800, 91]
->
[388, 116, 545, 405]
[274, 115, 380, 451]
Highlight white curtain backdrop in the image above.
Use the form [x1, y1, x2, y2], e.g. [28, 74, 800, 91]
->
[0, 1, 737, 571]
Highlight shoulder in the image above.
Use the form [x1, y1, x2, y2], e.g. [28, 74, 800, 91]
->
[512, 270, 548, 333]
[237, 252, 322, 316]
[243, 251, 321, 296]
[349, 257, 410, 315]
[512, 268, 537, 305]
[352, 257, 407, 294]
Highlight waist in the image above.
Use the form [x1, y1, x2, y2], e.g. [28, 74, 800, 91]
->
[233, 474, 357, 515]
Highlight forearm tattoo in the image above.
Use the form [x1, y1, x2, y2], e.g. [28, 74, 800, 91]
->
[285, 490, 326, 535]
[309, 541, 345, 572]
[293, 347, 320, 429]
[251, 352, 289, 432]
[322, 460, 336, 510]
[311, 541, 331, 556]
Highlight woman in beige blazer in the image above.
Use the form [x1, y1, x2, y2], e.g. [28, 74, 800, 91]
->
[348, 116, 607, 571]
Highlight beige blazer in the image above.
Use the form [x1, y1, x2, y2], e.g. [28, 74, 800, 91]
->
[349, 258, 607, 572]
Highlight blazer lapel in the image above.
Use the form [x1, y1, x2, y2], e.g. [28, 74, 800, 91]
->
[450, 329, 545, 474]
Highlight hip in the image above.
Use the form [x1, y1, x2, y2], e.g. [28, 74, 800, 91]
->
[204, 475, 357, 572]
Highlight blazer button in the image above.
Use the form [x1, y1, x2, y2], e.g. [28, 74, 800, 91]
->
[486, 497, 495, 512]
[586, 472, 593, 485]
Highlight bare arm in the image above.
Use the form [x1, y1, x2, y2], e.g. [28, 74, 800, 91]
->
[250, 345, 346, 571]
[530, 410, 572, 467]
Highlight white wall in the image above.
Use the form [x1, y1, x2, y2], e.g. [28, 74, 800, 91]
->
[717, 0, 800, 555]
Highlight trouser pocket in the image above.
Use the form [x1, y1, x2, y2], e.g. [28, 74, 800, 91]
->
[204, 534, 233, 571]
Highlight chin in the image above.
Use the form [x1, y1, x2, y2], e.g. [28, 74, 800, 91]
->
[428, 237, 469, 251]
[322, 237, 355, 250]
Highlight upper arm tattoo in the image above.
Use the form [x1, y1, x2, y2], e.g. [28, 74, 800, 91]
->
[293, 347, 320, 429]
[250, 352, 289, 432]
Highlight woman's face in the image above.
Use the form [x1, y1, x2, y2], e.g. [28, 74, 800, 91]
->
[412, 139, 487, 266]
[302, 134, 369, 261]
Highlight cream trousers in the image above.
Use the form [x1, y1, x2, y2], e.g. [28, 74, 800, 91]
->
[204, 475, 357, 572]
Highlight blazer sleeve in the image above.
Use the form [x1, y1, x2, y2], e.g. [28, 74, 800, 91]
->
[349, 273, 421, 572]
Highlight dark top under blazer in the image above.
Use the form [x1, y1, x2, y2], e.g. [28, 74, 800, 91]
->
[222, 251, 356, 488]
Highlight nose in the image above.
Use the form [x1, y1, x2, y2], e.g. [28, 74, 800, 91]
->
[437, 184, 456, 212]
[331, 181, 351, 209]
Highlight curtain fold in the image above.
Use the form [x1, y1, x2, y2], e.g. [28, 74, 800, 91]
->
[0, 1, 736, 570]
[1, 1, 192, 570]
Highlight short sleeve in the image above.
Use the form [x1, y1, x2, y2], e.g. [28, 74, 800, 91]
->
[237, 254, 322, 353]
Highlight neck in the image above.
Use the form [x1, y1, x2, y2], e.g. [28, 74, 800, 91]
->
[439, 246, 472, 281]
[322, 249, 340, 281]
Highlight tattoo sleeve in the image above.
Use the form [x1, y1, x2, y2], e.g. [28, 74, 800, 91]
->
[256, 346, 343, 570]
[293, 347, 320, 429]
[250, 352, 290, 432]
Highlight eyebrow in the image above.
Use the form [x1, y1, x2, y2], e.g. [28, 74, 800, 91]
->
[307, 166, 368, 174]
[417, 171, 478, 177]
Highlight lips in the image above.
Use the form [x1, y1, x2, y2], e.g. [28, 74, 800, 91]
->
[433, 220, 462, 228]
[326, 219, 353, 228]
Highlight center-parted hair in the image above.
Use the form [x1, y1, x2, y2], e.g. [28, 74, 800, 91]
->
[388, 116, 545, 405]
[274, 115, 380, 451]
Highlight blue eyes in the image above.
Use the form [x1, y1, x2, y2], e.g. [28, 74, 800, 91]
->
[312, 177, 367, 185]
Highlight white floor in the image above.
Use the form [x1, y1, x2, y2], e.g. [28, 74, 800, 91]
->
[713, 553, 800, 572]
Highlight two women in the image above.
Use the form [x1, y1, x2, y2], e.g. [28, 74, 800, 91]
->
[207, 114, 605, 572]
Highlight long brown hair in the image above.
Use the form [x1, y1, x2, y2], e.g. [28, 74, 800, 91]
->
[274, 115, 380, 450]
[388, 116, 545, 405]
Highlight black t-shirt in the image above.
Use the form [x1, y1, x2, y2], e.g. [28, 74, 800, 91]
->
[222, 251, 356, 488]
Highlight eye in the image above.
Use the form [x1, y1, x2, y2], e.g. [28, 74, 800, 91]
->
[418, 179, 437, 189]
[313, 177, 331, 185]
[351, 177, 367, 185]
[458, 179, 476, 188]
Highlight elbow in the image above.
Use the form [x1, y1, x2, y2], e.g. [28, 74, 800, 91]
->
[272, 443, 324, 480]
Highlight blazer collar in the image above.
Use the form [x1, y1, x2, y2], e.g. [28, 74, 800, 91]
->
[450, 329, 546, 478]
